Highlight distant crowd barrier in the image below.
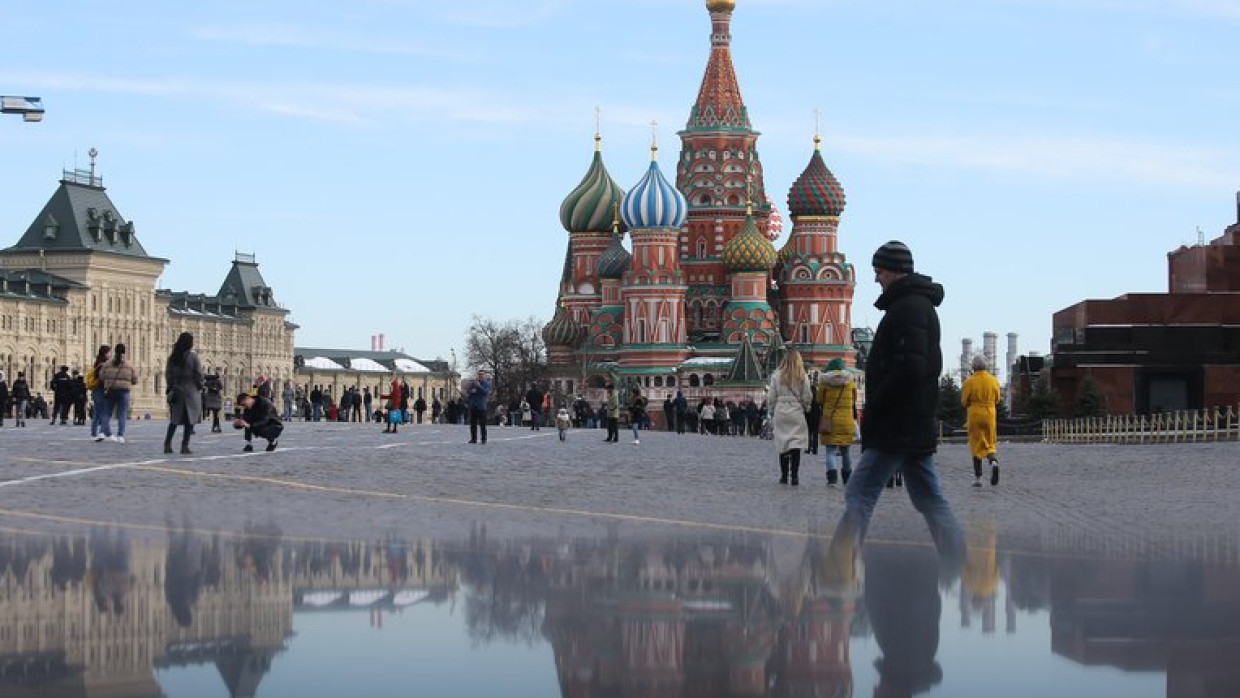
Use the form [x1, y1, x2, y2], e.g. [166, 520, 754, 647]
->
[1042, 406, 1240, 444]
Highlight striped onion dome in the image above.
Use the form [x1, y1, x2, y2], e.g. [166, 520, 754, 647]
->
[542, 305, 585, 348]
[559, 141, 626, 233]
[787, 142, 846, 217]
[597, 231, 632, 279]
[722, 212, 777, 273]
[621, 157, 688, 230]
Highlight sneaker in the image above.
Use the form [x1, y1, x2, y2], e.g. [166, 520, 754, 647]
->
[265, 441, 278, 452]
[115, 436, 125, 444]
[243, 444, 254, 452]
[973, 478, 983, 488]
[106, 435, 118, 443]
[633, 439, 640, 445]
[94, 435, 105, 443]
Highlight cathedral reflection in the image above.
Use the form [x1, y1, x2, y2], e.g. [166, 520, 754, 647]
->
[0, 522, 1237, 698]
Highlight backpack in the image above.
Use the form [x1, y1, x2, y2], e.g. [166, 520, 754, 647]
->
[85, 367, 98, 391]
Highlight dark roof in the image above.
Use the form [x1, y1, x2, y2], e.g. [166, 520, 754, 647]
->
[0, 269, 80, 303]
[725, 333, 766, 384]
[4, 177, 156, 259]
[217, 254, 282, 310]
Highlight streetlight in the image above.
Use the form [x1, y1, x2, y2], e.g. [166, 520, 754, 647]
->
[1, 96, 44, 122]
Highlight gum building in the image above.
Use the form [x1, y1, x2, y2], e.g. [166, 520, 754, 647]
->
[0, 154, 297, 416]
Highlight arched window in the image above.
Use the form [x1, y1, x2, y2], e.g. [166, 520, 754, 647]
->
[703, 374, 715, 386]
[689, 374, 700, 387]
[654, 376, 664, 387]
[697, 239, 707, 258]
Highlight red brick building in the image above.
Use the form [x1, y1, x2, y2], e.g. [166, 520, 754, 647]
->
[1050, 193, 1240, 414]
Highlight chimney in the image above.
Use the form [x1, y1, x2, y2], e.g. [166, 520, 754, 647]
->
[983, 332, 998, 381]
[1006, 332, 1018, 379]
[961, 338, 973, 384]
[379, 333, 386, 352]
[370, 335, 377, 352]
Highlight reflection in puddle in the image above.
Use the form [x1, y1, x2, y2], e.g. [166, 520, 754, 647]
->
[0, 524, 1237, 697]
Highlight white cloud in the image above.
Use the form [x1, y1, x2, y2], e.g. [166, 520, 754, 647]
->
[192, 24, 476, 61]
[834, 131, 1240, 191]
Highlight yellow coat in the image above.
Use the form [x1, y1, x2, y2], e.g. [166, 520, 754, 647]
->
[961, 369, 1001, 459]
[815, 371, 856, 446]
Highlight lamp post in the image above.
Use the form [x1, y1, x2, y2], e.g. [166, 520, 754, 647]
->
[1, 96, 44, 122]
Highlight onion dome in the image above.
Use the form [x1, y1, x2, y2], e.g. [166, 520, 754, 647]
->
[559, 136, 626, 233]
[597, 231, 632, 279]
[722, 211, 777, 273]
[543, 305, 585, 348]
[621, 155, 688, 230]
[787, 138, 846, 217]
[765, 203, 783, 242]
[706, 0, 736, 12]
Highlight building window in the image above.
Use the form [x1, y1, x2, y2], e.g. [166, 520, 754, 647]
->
[703, 374, 715, 386]
[689, 374, 700, 387]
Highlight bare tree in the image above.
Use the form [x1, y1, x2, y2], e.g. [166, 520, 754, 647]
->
[464, 315, 548, 407]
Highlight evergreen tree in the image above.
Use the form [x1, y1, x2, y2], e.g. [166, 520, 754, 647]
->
[937, 375, 966, 428]
[1074, 373, 1108, 418]
[1025, 376, 1061, 420]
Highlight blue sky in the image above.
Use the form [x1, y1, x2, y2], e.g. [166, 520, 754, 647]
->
[2, 0, 1237, 376]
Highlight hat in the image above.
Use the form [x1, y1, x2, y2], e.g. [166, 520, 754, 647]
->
[826, 357, 846, 371]
[872, 240, 914, 273]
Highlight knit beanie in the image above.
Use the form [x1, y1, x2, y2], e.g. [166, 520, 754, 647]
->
[871, 241, 914, 274]
[826, 357, 846, 371]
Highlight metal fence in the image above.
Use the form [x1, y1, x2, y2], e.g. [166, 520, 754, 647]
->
[1042, 405, 1240, 444]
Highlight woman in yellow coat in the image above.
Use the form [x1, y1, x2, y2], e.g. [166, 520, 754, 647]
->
[961, 354, 1001, 486]
[816, 357, 857, 486]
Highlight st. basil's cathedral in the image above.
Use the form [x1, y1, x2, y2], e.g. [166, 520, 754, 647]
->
[544, 0, 855, 398]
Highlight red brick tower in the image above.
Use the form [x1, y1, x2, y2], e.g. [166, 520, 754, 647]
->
[558, 132, 627, 330]
[677, 0, 771, 342]
[777, 134, 855, 368]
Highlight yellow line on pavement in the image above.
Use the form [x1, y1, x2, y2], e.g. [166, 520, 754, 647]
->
[131, 465, 406, 498]
[13, 457, 95, 467]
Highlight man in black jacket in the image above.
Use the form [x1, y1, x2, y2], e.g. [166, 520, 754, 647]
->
[234, 392, 284, 452]
[837, 241, 963, 568]
[50, 366, 72, 425]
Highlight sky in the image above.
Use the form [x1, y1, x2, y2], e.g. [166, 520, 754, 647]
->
[2, 0, 1237, 378]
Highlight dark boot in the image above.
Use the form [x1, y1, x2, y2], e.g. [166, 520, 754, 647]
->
[778, 453, 789, 484]
[990, 461, 1000, 486]
[180, 429, 192, 455]
[894, 471, 903, 488]
[842, 468, 851, 485]
[789, 450, 800, 486]
[826, 469, 838, 485]
[973, 457, 983, 479]
[163, 424, 177, 454]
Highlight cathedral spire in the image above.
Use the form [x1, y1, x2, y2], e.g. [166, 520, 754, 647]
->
[687, 0, 750, 131]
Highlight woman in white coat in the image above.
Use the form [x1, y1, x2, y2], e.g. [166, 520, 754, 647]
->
[766, 349, 814, 486]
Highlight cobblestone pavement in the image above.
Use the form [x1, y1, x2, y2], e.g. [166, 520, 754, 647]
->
[1, 420, 1237, 558]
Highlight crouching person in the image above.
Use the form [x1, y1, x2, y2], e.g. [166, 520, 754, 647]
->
[234, 392, 284, 452]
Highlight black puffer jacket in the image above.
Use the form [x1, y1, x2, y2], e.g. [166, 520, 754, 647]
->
[861, 273, 943, 454]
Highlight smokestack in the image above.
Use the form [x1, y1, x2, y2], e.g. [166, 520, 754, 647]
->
[370, 335, 377, 352]
[1005, 332, 1018, 382]
[379, 333, 386, 352]
[983, 332, 998, 380]
[961, 338, 974, 384]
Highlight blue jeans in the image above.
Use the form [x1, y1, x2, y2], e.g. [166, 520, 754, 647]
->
[840, 448, 964, 567]
[312, 403, 321, 421]
[825, 445, 852, 473]
[100, 390, 131, 437]
[90, 388, 106, 436]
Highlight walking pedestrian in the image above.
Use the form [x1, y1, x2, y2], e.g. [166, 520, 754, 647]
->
[804, 389, 821, 454]
[603, 384, 620, 443]
[628, 386, 647, 445]
[0, 371, 8, 427]
[87, 346, 109, 437]
[525, 384, 544, 431]
[833, 241, 964, 568]
[466, 370, 491, 444]
[767, 348, 814, 486]
[309, 385, 322, 422]
[381, 376, 402, 434]
[97, 343, 137, 443]
[163, 332, 204, 455]
[962, 354, 1002, 487]
[816, 357, 857, 486]
[49, 365, 72, 425]
[203, 373, 223, 432]
[71, 370, 87, 425]
[281, 382, 295, 421]
[10, 371, 31, 427]
[414, 394, 427, 424]
[673, 390, 688, 434]
[555, 407, 571, 441]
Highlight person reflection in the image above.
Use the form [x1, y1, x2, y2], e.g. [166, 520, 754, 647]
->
[88, 527, 134, 615]
[165, 524, 222, 627]
[866, 545, 943, 698]
[51, 535, 88, 591]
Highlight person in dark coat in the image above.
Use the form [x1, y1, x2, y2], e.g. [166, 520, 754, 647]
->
[431, 396, 442, 424]
[0, 371, 8, 426]
[466, 371, 492, 444]
[838, 241, 964, 568]
[525, 384, 544, 431]
[50, 366, 72, 425]
[866, 545, 944, 698]
[309, 386, 323, 421]
[235, 392, 283, 451]
[673, 391, 688, 434]
[71, 370, 88, 425]
[203, 373, 223, 432]
[414, 394, 427, 424]
[10, 372, 31, 427]
[163, 332, 205, 455]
